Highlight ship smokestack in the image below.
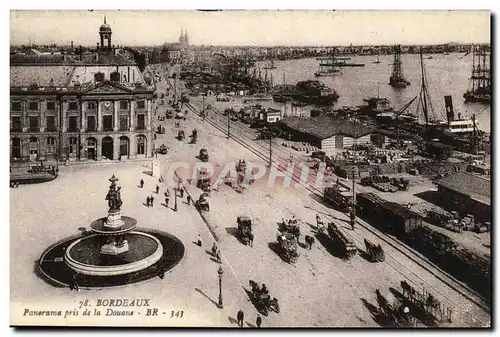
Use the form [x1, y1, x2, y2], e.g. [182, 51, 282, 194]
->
[444, 95, 454, 124]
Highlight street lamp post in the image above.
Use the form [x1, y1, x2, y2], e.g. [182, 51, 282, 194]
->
[174, 179, 179, 212]
[217, 266, 223, 309]
[268, 128, 272, 167]
[350, 167, 357, 230]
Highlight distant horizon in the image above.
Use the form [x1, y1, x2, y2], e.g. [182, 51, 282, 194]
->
[10, 41, 490, 49]
[10, 10, 491, 47]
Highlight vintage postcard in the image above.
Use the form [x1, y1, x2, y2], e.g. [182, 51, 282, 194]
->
[9, 10, 491, 328]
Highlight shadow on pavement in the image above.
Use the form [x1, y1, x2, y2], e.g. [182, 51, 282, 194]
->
[228, 316, 238, 325]
[225, 227, 239, 240]
[360, 298, 391, 327]
[314, 232, 344, 260]
[245, 321, 256, 328]
[195, 287, 219, 308]
[268, 242, 289, 264]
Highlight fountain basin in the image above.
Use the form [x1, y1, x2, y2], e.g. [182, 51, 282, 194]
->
[64, 232, 163, 276]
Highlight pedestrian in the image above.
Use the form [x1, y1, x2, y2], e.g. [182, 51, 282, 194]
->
[150, 195, 155, 207]
[236, 309, 244, 327]
[165, 197, 169, 207]
[187, 195, 192, 205]
[180, 188, 184, 198]
[156, 185, 160, 194]
[197, 234, 202, 247]
[70, 274, 80, 292]
[140, 179, 144, 188]
[146, 196, 151, 207]
[256, 315, 262, 328]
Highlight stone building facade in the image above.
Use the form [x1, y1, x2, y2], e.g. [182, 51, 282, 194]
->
[10, 18, 155, 163]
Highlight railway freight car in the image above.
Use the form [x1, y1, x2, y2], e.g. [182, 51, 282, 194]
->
[356, 192, 423, 237]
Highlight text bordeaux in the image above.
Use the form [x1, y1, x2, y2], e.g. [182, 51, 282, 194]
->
[96, 299, 151, 307]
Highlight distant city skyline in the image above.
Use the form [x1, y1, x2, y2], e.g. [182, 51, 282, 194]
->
[10, 10, 490, 47]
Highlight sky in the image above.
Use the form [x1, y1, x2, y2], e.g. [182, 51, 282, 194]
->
[9, 10, 491, 47]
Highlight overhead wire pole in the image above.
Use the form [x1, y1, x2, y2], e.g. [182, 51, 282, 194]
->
[227, 111, 230, 139]
[268, 128, 272, 167]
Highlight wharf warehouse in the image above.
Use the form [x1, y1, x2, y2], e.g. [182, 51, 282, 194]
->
[433, 171, 491, 223]
[278, 116, 376, 153]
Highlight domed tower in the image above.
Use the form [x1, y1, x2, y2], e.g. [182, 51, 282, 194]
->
[99, 16, 112, 52]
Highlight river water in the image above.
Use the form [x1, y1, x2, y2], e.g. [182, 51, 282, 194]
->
[256, 54, 491, 132]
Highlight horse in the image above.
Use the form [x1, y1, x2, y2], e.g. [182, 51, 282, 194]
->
[305, 235, 315, 250]
[247, 232, 254, 247]
[400, 280, 416, 299]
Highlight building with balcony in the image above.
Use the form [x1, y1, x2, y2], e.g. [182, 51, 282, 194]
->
[10, 17, 155, 163]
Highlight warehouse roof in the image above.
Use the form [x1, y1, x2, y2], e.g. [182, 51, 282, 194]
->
[279, 116, 375, 140]
[434, 171, 491, 206]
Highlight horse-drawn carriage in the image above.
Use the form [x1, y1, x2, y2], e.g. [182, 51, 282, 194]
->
[364, 238, 385, 262]
[196, 168, 211, 192]
[157, 125, 165, 134]
[276, 231, 299, 263]
[195, 194, 210, 212]
[236, 159, 247, 172]
[157, 144, 168, 155]
[237, 216, 253, 246]
[326, 221, 357, 259]
[199, 148, 209, 162]
[278, 217, 301, 241]
[399, 280, 452, 324]
[375, 289, 413, 327]
[249, 280, 280, 316]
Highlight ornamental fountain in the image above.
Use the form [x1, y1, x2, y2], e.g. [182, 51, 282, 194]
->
[38, 175, 185, 288]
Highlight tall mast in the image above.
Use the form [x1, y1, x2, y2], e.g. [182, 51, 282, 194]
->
[419, 49, 429, 124]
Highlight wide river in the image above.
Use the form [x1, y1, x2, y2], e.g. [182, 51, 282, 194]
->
[256, 54, 491, 132]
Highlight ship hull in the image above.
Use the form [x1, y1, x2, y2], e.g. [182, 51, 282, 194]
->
[293, 94, 339, 106]
[463, 92, 491, 103]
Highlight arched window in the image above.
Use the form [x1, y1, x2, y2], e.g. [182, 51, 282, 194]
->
[46, 137, 56, 154]
[137, 135, 146, 155]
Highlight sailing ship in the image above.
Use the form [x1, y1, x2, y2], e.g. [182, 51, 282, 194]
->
[411, 49, 485, 153]
[389, 45, 411, 88]
[263, 59, 277, 70]
[463, 45, 491, 103]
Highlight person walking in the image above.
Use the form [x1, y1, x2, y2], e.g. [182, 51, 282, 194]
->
[150, 195, 155, 207]
[140, 179, 144, 188]
[187, 195, 192, 205]
[146, 196, 151, 207]
[156, 185, 160, 194]
[180, 188, 184, 198]
[165, 196, 169, 208]
[256, 315, 262, 328]
[197, 234, 202, 247]
[236, 309, 244, 327]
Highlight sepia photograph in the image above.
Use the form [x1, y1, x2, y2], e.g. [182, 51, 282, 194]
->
[8, 9, 491, 328]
